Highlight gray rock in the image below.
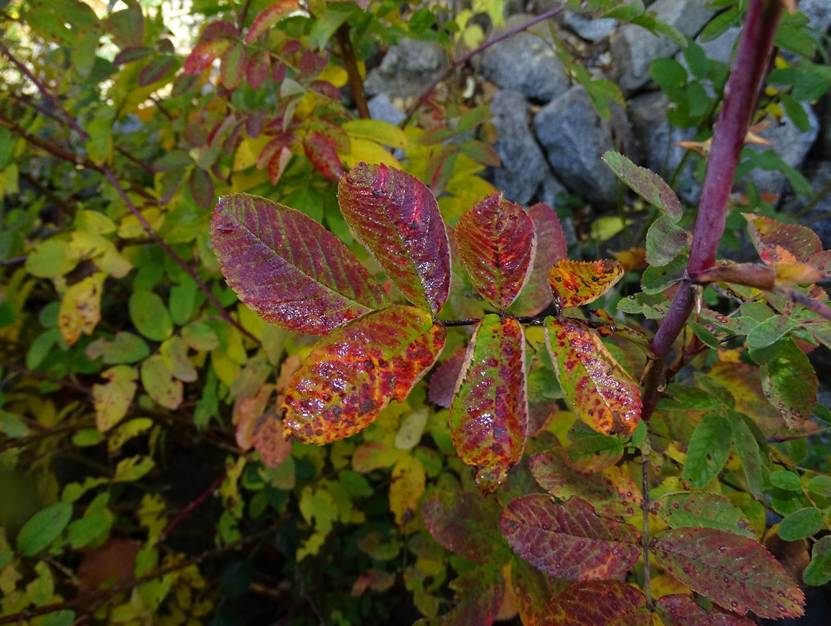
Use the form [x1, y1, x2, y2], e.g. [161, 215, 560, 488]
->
[627, 91, 700, 203]
[610, 0, 715, 93]
[539, 172, 568, 209]
[747, 103, 819, 197]
[695, 26, 740, 65]
[564, 11, 617, 42]
[783, 162, 831, 247]
[367, 94, 405, 126]
[364, 39, 447, 99]
[533, 85, 632, 207]
[489, 90, 548, 205]
[802, 0, 831, 34]
[480, 14, 570, 102]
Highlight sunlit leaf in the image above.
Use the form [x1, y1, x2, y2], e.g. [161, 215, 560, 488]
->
[651, 528, 805, 619]
[338, 163, 451, 316]
[212, 193, 386, 335]
[500, 495, 640, 581]
[744, 213, 823, 265]
[602, 151, 683, 221]
[548, 259, 623, 309]
[282, 305, 445, 444]
[455, 194, 536, 311]
[183, 38, 230, 74]
[59, 273, 105, 346]
[544, 318, 641, 436]
[512, 202, 568, 316]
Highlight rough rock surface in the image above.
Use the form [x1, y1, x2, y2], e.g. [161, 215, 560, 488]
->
[480, 14, 570, 102]
[610, 0, 716, 93]
[534, 85, 633, 208]
[747, 103, 819, 197]
[564, 11, 617, 43]
[367, 94, 405, 126]
[364, 39, 448, 99]
[784, 162, 831, 247]
[802, 0, 831, 34]
[489, 90, 548, 205]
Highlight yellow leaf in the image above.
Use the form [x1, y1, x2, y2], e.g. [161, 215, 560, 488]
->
[340, 138, 401, 168]
[93, 365, 138, 432]
[231, 167, 270, 192]
[343, 119, 408, 149]
[389, 454, 425, 527]
[317, 64, 348, 88]
[117, 208, 165, 239]
[59, 273, 105, 346]
[233, 134, 271, 171]
[651, 573, 690, 599]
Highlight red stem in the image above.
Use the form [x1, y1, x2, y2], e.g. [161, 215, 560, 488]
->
[647, 0, 782, 362]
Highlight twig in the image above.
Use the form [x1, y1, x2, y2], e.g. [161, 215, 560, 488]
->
[400, 3, 567, 127]
[238, 0, 253, 30]
[768, 427, 831, 443]
[336, 24, 369, 119]
[643, 0, 783, 419]
[160, 472, 227, 540]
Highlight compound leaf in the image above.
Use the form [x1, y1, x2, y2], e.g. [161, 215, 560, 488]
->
[651, 527, 805, 619]
[281, 305, 445, 444]
[338, 163, 451, 316]
[500, 495, 640, 581]
[548, 259, 623, 308]
[449, 315, 527, 491]
[455, 194, 536, 311]
[544, 318, 641, 436]
[212, 193, 386, 335]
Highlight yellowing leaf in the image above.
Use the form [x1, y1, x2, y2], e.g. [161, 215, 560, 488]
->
[339, 138, 401, 168]
[548, 259, 624, 308]
[59, 273, 105, 346]
[117, 208, 164, 239]
[343, 119, 408, 149]
[389, 454, 425, 527]
[92, 366, 138, 433]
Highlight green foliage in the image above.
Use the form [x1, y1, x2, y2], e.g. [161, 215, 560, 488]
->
[1, 0, 831, 625]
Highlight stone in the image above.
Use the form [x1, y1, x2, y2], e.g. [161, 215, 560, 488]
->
[367, 94, 405, 126]
[695, 26, 740, 65]
[783, 161, 831, 248]
[627, 91, 699, 203]
[539, 172, 567, 210]
[533, 85, 633, 208]
[747, 103, 819, 198]
[610, 0, 715, 93]
[564, 11, 617, 43]
[489, 90, 548, 205]
[801, 0, 831, 34]
[364, 39, 447, 99]
[480, 14, 570, 102]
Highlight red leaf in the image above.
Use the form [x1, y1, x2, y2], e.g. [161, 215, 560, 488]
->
[245, 0, 300, 44]
[212, 193, 386, 335]
[528, 448, 642, 519]
[449, 315, 528, 491]
[511, 559, 647, 625]
[246, 50, 271, 89]
[427, 347, 466, 408]
[138, 55, 178, 87]
[657, 594, 757, 625]
[545, 318, 641, 436]
[281, 306, 445, 444]
[267, 146, 292, 186]
[651, 527, 805, 619]
[744, 213, 823, 265]
[183, 38, 230, 75]
[303, 131, 346, 181]
[455, 194, 536, 311]
[512, 202, 568, 316]
[500, 495, 640, 581]
[548, 259, 623, 308]
[220, 42, 246, 90]
[338, 163, 452, 316]
[421, 488, 508, 564]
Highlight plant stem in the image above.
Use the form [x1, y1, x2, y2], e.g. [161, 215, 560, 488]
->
[644, 0, 783, 418]
[336, 24, 370, 119]
[400, 3, 567, 127]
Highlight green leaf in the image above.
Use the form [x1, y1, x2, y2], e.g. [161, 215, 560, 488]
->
[682, 413, 732, 488]
[602, 151, 682, 221]
[770, 470, 802, 492]
[746, 316, 797, 351]
[26, 239, 76, 278]
[16, 502, 73, 556]
[641, 255, 686, 294]
[760, 340, 817, 428]
[129, 291, 173, 341]
[778, 507, 822, 541]
[732, 415, 765, 499]
[140, 355, 183, 409]
[662, 492, 754, 538]
[807, 476, 831, 497]
[645, 216, 689, 267]
[804, 536, 831, 586]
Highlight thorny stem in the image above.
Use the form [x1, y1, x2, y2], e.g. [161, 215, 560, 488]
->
[337, 24, 370, 119]
[0, 47, 261, 347]
[644, 0, 783, 419]
[400, 3, 567, 127]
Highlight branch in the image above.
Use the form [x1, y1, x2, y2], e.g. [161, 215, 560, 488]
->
[0, 47, 261, 347]
[336, 24, 369, 119]
[160, 472, 227, 540]
[644, 0, 783, 418]
[400, 3, 567, 127]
